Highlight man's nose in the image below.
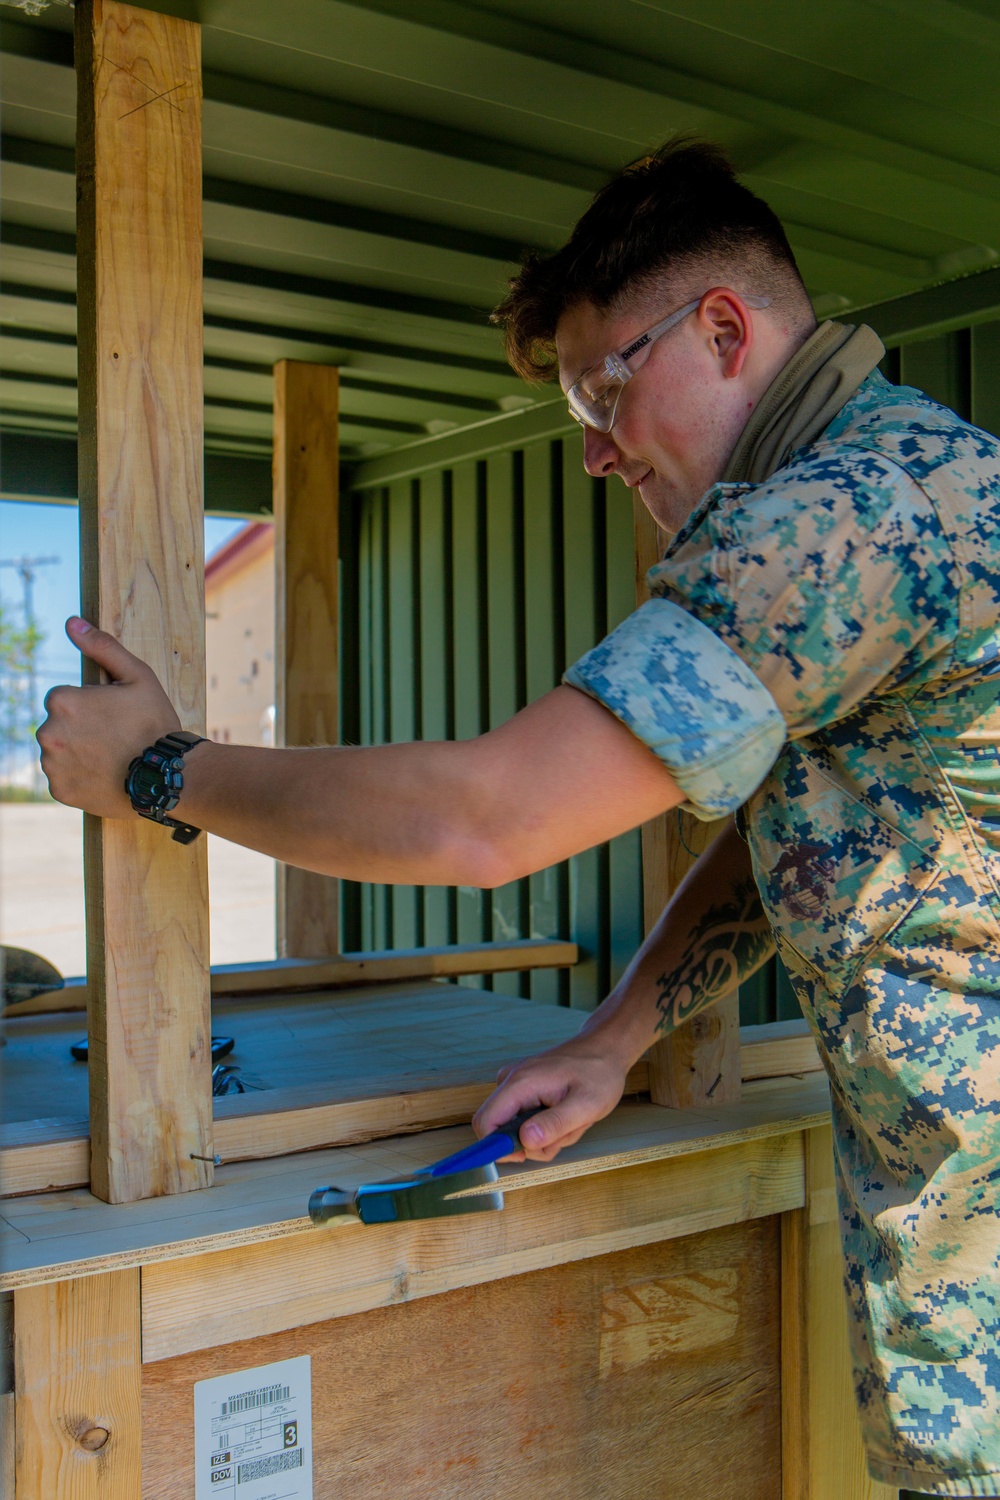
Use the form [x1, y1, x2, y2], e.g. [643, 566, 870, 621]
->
[582, 425, 620, 478]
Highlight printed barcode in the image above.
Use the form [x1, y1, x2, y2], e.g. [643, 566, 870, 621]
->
[237, 1448, 304, 1484]
[220, 1384, 290, 1417]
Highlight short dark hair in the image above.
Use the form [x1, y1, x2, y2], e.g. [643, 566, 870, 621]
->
[492, 136, 812, 383]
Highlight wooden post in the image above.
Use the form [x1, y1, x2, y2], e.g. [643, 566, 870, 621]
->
[76, 0, 213, 1203]
[781, 1126, 897, 1500]
[273, 360, 341, 957]
[14, 1270, 142, 1499]
[633, 497, 741, 1107]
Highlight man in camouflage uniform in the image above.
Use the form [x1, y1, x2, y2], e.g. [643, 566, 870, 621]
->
[485, 142, 1000, 1496]
[561, 358, 1000, 1496]
[40, 140, 1000, 1493]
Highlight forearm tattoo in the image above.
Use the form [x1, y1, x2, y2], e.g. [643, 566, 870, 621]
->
[654, 877, 774, 1035]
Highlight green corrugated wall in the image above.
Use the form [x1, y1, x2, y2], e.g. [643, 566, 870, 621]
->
[341, 321, 1000, 1022]
[341, 438, 644, 1009]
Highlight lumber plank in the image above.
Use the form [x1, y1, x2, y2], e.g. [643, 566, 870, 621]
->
[274, 359, 342, 958]
[140, 1136, 800, 1365]
[14, 1268, 141, 1497]
[781, 1124, 896, 1500]
[739, 1018, 822, 1079]
[0, 1012, 822, 1197]
[209, 939, 576, 994]
[0, 1120, 91, 1200]
[632, 495, 740, 1107]
[142, 1218, 782, 1500]
[75, 0, 212, 1203]
[2, 938, 579, 1016]
[0, 1081, 827, 1290]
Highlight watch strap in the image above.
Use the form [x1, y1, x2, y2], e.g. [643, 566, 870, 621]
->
[126, 730, 206, 843]
[155, 730, 206, 757]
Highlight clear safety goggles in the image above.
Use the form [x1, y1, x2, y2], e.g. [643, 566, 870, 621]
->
[565, 294, 772, 433]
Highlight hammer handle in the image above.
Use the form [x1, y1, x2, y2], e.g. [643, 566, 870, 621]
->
[424, 1107, 545, 1179]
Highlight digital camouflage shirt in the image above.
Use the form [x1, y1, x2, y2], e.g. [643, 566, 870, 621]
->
[566, 371, 1000, 1497]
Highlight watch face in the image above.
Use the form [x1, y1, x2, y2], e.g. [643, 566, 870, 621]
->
[130, 762, 167, 804]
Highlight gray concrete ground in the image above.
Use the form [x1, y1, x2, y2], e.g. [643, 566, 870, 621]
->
[0, 802, 276, 977]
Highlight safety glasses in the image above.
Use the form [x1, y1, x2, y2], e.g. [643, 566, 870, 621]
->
[566, 294, 771, 432]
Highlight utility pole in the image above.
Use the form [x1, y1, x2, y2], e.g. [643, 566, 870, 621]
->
[0, 554, 59, 789]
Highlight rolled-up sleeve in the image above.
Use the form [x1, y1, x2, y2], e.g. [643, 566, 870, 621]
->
[564, 597, 786, 820]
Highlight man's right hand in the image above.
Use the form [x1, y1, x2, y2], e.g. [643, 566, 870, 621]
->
[472, 820, 770, 1167]
[472, 1036, 629, 1164]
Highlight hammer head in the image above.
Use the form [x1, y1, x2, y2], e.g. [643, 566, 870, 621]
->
[309, 1163, 503, 1227]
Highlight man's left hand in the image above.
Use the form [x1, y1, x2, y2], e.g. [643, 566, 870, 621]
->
[37, 617, 182, 818]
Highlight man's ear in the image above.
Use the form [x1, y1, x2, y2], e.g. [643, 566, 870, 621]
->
[699, 288, 753, 379]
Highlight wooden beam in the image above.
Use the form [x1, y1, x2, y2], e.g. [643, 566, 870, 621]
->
[3, 938, 580, 1016]
[75, 0, 213, 1204]
[632, 496, 741, 1107]
[0, 1119, 91, 1201]
[14, 1269, 141, 1497]
[780, 1125, 896, 1500]
[273, 359, 342, 958]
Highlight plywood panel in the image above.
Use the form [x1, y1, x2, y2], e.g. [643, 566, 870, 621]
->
[75, 0, 213, 1204]
[142, 1218, 782, 1500]
[1, 1087, 825, 1290]
[274, 359, 341, 958]
[0, 984, 581, 1129]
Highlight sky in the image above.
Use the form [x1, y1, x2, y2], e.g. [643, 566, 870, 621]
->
[0, 500, 245, 770]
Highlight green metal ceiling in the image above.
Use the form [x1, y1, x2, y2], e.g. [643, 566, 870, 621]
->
[3, 0, 1000, 504]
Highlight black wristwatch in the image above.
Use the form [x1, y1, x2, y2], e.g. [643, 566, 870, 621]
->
[124, 730, 206, 844]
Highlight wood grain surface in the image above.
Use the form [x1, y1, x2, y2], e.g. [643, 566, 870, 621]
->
[75, 0, 212, 1204]
[14, 1269, 141, 1499]
[632, 495, 741, 1108]
[0, 998, 822, 1198]
[780, 1126, 897, 1500]
[2, 938, 579, 1017]
[141, 1218, 782, 1499]
[139, 1132, 803, 1364]
[0, 1081, 828, 1290]
[274, 359, 342, 958]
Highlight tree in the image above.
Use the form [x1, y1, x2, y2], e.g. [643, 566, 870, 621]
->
[0, 598, 43, 761]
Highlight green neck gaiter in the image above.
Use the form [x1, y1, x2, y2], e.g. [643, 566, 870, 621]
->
[722, 320, 885, 486]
